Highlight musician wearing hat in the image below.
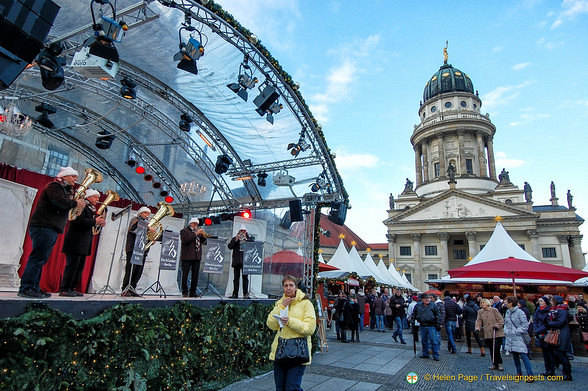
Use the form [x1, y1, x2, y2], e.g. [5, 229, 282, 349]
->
[18, 166, 86, 299]
[179, 217, 207, 297]
[59, 189, 105, 297]
[121, 206, 155, 296]
[227, 225, 254, 299]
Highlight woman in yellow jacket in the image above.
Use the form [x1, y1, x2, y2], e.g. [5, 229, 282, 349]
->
[267, 275, 316, 391]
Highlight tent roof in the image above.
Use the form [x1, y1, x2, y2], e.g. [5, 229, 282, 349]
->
[363, 253, 390, 285]
[385, 262, 409, 288]
[325, 239, 356, 274]
[348, 245, 376, 279]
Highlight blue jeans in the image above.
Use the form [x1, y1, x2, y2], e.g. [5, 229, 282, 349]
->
[445, 321, 457, 352]
[359, 313, 364, 332]
[376, 314, 384, 331]
[392, 316, 405, 341]
[420, 326, 440, 358]
[512, 351, 533, 376]
[274, 361, 306, 391]
[19, 226, 58, 292]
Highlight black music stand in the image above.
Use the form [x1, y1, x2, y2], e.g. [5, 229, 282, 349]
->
[142, 267, 166, 298]
[198, 273, 223, 299]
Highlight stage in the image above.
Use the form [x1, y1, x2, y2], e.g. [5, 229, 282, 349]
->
[0, 291, 275, 320]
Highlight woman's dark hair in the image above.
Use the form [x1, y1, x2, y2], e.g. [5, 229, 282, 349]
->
[505, 296, 518, 306]
[281, 275, 310, 300]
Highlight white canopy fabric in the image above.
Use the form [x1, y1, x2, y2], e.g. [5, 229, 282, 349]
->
[363, 253, 391, 285]
[440, 275, 576, 285]
[466, 222, 539, 266]
[402, 272, 419, 291]
[348, 245, 377, 279]
[324, 239, 355, 273]
[386, 262, 409, 288]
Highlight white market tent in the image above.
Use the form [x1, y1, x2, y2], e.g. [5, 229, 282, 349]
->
[348, 245, 378, 280]
[401, 272, 419, 291]
[363, 252, 393, 285]
[385, 262, 410, 289]
[318, 239, 354, 279]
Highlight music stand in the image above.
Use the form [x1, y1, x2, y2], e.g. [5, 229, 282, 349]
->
[91, 205, 131, 298]
[142, 267, 166, 298]
[198, 273, 223, 299]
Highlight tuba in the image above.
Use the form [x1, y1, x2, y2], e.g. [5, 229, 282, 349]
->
[144, 201, 175, 250]
[68, 168, 103, 220]
[92, 190, 120, 235]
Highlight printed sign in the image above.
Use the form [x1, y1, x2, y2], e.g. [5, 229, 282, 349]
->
[160, 230, 179, 270]
[243, 241, 264, 275]
[203, 238, 226, 274]
[130, 219, 148, 265]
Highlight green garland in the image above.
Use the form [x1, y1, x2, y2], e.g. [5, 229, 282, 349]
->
[0, 302, 274, 391]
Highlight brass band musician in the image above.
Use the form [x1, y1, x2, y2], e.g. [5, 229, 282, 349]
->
[121, 206, 155, 297]
[179, 217, 207, 297]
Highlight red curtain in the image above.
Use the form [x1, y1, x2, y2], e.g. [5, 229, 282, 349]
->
[0, 163, 173, 293]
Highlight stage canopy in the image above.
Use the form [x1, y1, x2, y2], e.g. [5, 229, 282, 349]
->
[1, 0, 346, 217]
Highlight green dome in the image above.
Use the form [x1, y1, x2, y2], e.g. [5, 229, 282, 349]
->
[423, 64, 474, 103]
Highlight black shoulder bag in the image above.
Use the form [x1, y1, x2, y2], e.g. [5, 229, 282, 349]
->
[275, 328, 309, 366]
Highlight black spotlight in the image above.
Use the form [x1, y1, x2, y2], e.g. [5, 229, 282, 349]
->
[257, 171, 268, 187]
[214, 154, 233, 174]
[95, 130, 115, 149]
[120, 78, 137, 99]
[36, 42, 66, 91]
[126, 153, 137, 167]
[179, 113, 193, 132]
[159, 187, 169, 197]
[144, 173, 153, 181]
[254, 85, 279, 116]
[152, 181, 162, 189]
[173, 35, 204, 75]
[35, 103, 57, 129]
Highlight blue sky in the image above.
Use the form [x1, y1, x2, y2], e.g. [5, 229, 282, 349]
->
[220, 0, 588, 251]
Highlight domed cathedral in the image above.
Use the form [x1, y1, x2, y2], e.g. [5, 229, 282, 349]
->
[384, 45, 585, 292]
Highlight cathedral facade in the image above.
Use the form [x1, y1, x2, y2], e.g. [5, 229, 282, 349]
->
[384, 56, 585, 292]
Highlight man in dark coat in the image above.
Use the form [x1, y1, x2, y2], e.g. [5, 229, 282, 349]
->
[180, 217, 207, 297]
[227, 225, 253, 299]
[18, 166, 86, 299]
[59, 189, 105, 296]
[390, 288, 407, 344]
[413, 293, 442, 360]
[443, 291, 462, 354]
[121, 207, 154, 296]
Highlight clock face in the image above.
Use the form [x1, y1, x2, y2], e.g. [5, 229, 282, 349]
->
[431, 106, 437, 113]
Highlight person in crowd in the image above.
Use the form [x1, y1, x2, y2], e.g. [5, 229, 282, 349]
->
[357, 289, 366, 332]
[517, 299, 532, 355]
[349, 294, 360, 343]
[179, 217, 207, 297]
[121, 206, 154, 296]
[18, 166, 86, 298]
[267, 275, 316, 391]
[443, 290, 462, 354]
[463, 294, 484, 356]
[533, 296, 554, 376]
[504, 296, 534, 382]
[407, 295, 420, 342]
[336, 291, 351, 342]
[367, 289, 376, 330]
[227, 226, 253, 299]
[382, 288, 391, 329]
[390, 288, 407, 344]
[374, 292, 385, 332]
[578, 294, 586, 307]
[546, 295, 572, 381]
[576, 305, 588, 353]
[492, 295, 503, 309]
[432, 294, 445, 346]
[455, 296, 465, 342]
[414, 292, 441, 360]
[59, 189, 105, 297]
[475, 298, 505, 371]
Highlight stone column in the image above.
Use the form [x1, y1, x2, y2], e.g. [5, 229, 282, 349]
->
[387, 233, 397, 266]
[438, 134, 446, 178]
[526, 229, 539, 259]
[422, 140, 429, 182]
[476, 132, 487, 177]
[415, 145, 423, 186]
[437, 232, 449, 276]
[466, 231, 478, 260]
[557, 235, 572, 268]
[411, 233, 423, 290]
[458, 130, 466, 175]
[486, 136, 497, 180]
[569, 235, 585, 270]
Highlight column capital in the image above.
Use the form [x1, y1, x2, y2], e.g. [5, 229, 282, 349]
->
[410, 233, 422, 242]
[386, 233, 397, 243]
[437, 232, 449, 241]
[465, 231, 477, 241]
[569, 235, 583, 246]
[526, 229, 539, 239]
[557, 235, 569, 244]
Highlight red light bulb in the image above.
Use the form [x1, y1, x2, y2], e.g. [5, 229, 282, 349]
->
[135, 166, 145, 174]
[164, 196, 174, 203]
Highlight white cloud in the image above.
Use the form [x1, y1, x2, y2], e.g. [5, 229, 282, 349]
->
[492, 46, 504, 52]
[495, 151, 526, 168]
[512, 62, 531, 71]
[334, 149, 380, 171]
[481, 81, 532, 109]
[536, 37, 564, 49]
[552, 0, 588, 29]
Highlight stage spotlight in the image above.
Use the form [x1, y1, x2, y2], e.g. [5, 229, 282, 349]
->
[173, 27, 204, 75]
[203, 217, 213, 226]
[214, 154, 233, 174]
[179, 113, 193, 132]
[164, 195, 174, 203]
[287, 139, 310, 157]
[254, 84, 280, 118]
[144, 173, 153, 181]
[152, 181, 162, 189]
[265, 100, 283, 124]
[95, 130, 115, 149]
[135, 165, 145, 174]
[240, 209, 251, 219]
[36, 42, 66, 91]
[257, 171, 268, 187]
[35, 103, 57, 129]
[120, 78, 137, 99]
[159, 187, 169, 197]
[227, 56, 258, 101]
[126, 153, 137, 167]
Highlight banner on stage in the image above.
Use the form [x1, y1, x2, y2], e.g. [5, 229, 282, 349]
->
[243, 241, 264, 275]
[130, 219, 148, 265]
[160, 230, 179, 270]
[203, 237, 226, 274]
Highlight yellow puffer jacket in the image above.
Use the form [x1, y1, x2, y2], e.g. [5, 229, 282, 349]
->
[266, 289, 316, 364]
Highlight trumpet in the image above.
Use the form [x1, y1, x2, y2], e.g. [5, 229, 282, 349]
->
[68, 168, 103, 220]
[92, 190, 120, 235]
[196, 228, 212, 238]
[144, 201, 175, 250]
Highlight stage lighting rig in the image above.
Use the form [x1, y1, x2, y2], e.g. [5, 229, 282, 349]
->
[173, 16, 205, 76]
[257, 171, 268, 187]
[35, 103, 57, 129]
[310, 172, 326, 193]
[120, 77, 136, 99]
[95, 130, 115, 149]
[214, 154, 233, 174]
[287, 137, 310, 157]
[273, 169, 295, 186]
[227, 56, 258, 101]
[71, 0, 128, 79]
[254, 83, 280, 120]
[179, 113, 193, 132]
[36, 42, 66, 91]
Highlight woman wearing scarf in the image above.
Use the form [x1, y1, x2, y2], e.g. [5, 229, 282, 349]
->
[533, 296, 553, 377]
[503, 297, 533, 382]
[546, 295, 572, 381]
[475, 298, 504, 371]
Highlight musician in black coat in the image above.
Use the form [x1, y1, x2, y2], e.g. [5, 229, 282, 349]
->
[18, 166, 86, 299]
[227, 225, 254, 299]
[179, 217, 207, 297]
[59, 189, 105, 296]
[121, 207, 153, 296]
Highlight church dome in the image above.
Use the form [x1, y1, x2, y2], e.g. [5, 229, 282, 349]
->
[423, 64, 474, 103]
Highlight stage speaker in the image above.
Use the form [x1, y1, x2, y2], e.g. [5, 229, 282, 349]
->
[279, 211, 292, 230]
[289, 199, 303, 222]
[328, 202, 347, 226]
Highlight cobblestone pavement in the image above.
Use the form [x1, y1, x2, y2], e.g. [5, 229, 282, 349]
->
[221, 327, 588, 391]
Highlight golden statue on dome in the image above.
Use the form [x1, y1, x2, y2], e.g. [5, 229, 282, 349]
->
[443, 40, 448, 64]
